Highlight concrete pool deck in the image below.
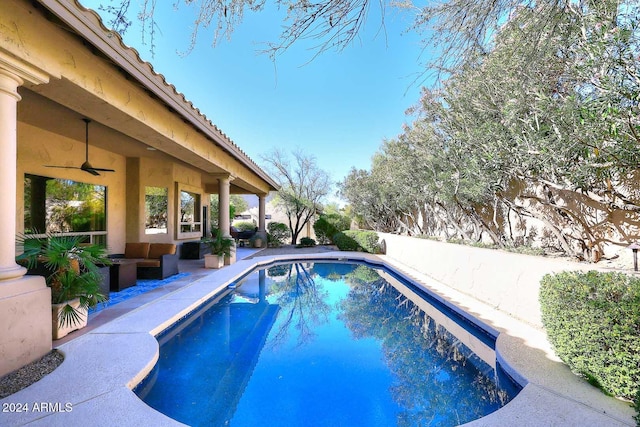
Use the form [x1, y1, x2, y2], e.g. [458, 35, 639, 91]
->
[0, 247, 635, 426]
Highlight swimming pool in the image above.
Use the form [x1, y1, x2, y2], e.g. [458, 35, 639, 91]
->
[135, 261, 520, 426]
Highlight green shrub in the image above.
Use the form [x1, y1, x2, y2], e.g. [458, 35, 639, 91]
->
[334, 230, 380, 253]
[267, 222, 289, 247]
[540, 271, 640, 401]
[297, 237, 316, 247]
[334, 232, 360, 251]
[233, 221, 256, 231]
[313, 213, 351, 244]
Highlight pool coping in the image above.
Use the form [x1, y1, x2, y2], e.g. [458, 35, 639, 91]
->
[0, 252, 635, 426]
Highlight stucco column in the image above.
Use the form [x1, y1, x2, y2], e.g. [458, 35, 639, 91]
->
[0, 58, 51, 377]
[255, 194, 268, 248]
[218, 175, 231, 238]
[258, 195, 266, 233]
[0, 69, 26, 281]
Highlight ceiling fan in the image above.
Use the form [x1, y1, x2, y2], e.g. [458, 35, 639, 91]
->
[45, 118, 115, 176]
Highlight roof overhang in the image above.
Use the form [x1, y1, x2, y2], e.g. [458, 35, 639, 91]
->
[34, 0, 279, 192]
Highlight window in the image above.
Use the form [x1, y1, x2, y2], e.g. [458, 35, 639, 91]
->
[24, 174, 107, 246]
[145, 187, 168, 234]
[179, 189, 201, 236]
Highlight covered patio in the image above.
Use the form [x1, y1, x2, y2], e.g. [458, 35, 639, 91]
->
[0, 0, 277, 377]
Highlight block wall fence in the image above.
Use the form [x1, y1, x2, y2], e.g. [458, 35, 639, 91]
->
[379, 233, 596, 328]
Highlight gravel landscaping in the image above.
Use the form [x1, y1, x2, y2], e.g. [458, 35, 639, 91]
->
[0, 350, 64, 398]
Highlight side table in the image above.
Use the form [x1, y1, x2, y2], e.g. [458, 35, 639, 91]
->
[109, 259, 138, 291]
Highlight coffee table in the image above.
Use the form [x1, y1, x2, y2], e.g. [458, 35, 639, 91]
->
[109, 259, 138, 291]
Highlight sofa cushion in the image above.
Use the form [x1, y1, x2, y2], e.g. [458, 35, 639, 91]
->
[125, 242, 150, 259]
[148, 243, 177, 259]
[137, 259, 161, 268]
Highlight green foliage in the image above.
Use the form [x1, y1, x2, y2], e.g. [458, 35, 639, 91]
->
[16, 234, 109, 327]
[24, 175, 107, 234]
[334, 230, 381, 253]
[539, 271, 640, 401]
[297, 237, 316, 247]
[145, 187, 168, 230]
[202, 233, 234, 257]
[333, 232, 360, 251]
[339, 3, 640, 261]
[233, 221, 256, 231]
[313, 213, 351, 244]
[267, 222, 290, 247]
[209, 194, 248, 229]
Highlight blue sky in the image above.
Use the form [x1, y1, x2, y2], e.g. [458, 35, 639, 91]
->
[79, 1, 430, 197]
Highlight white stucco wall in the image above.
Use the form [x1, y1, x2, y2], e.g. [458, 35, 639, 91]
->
[379, 233, 596, 328]
[0, 275, 51, 377]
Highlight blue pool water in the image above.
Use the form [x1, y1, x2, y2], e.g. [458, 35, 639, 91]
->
[135, 261, 520, 426]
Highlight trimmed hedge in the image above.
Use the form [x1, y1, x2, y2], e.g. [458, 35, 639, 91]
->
[298, 237, 316, 247]
[334, 230, 381, 253]
[539, 270, 640, 402]
[313, 213, 351, 244]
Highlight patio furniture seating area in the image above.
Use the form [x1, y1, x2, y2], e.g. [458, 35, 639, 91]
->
[113, 242, 179, 280]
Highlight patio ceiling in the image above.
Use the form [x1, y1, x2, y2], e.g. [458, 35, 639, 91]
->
[18, 0, 278, 196]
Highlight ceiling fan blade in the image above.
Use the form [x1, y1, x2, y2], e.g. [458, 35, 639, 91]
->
[81, 161, 113, 175]
[44, 165, 82, 170]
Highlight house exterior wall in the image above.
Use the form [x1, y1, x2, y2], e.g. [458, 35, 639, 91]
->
[16, 122, 219, 253]
[4, 0, 256, 253]
[16, 121, 127, 252]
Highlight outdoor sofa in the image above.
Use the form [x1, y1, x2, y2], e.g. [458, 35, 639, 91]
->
[113, 242, 179, 280]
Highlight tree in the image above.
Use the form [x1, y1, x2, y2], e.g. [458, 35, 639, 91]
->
[340, 1, 640, 260]
[96, 0, 388, 58]
[94, 0, 620, 72]
[261, 149, 331, 244]
[209, 194, 249, 230]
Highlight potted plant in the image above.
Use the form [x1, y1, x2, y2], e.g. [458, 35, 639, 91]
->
[17, 234, 109, 339]
[249, 233, 264, 248]
[202, 233, 234, 269]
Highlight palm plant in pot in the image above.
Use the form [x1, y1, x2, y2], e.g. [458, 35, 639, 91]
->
[17, 234, 110, 339]
[202, 232, 234, 269]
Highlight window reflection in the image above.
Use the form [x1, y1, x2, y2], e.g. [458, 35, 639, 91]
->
[145, 186, 168, 234]
[24, 174, 107, 245]
[180, 190, 201, 233]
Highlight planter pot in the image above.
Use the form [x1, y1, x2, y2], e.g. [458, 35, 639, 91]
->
[225, 245, 237, 266]
[204, 254, 224, 269]
[52, 298, 88, 340]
